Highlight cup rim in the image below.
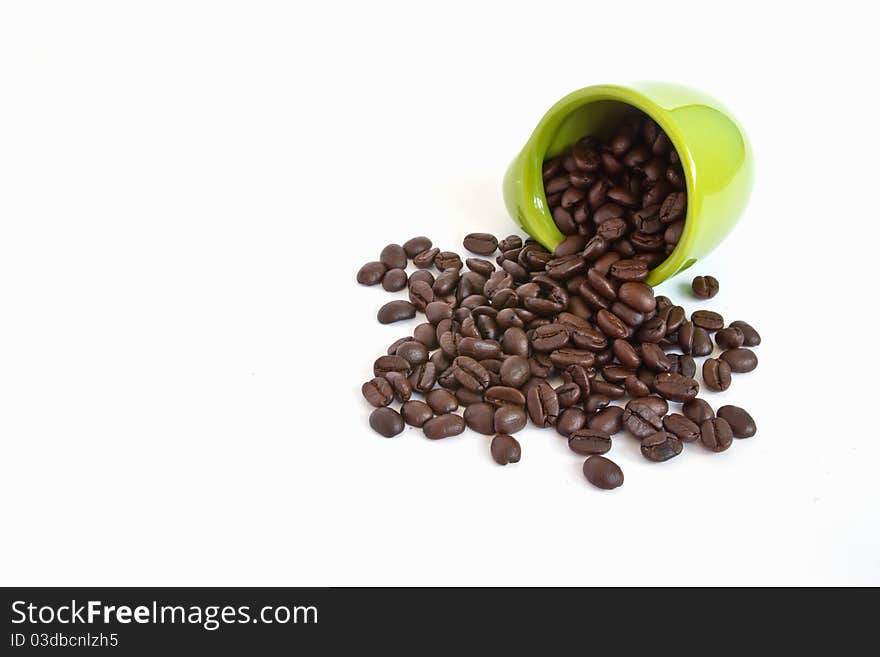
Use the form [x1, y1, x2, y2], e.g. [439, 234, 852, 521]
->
[521, 84, 697, 285]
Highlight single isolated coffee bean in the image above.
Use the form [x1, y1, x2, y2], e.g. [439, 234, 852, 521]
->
[490, 433, 521, 465]
[382, 268, 408, 291]
[464, 403, 496, 435]
[380, 244, 407, 270]
[495, 404, 527, 434]
[717, 405, 756, 438]
[463, 233, 499, 255]
[426, 389, 458, 415]
[588, 406, 624, 435]
[691, 275, 719, 299]
[377, 300, 416, 324]
[423, 414, 466, 439]
[702, 358, 732, 392]
[369, 407, 405, 438]
[720, 348, 758, 373]
[700, 417, 734, 452]
[401, 400, 434, 428]
[403, 236, 432, 258]
[715, 326, 745, 350]
[583, 455, 624, 490]
[357, 261, 387, 286]
[640, 431, 683, 462]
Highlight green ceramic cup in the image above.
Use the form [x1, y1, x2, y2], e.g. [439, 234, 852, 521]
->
[503, 82, 754, 285]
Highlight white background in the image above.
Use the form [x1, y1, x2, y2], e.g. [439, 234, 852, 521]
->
[1, 1, 877, 586]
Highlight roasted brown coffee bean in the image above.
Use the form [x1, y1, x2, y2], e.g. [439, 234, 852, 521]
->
[498, 235, 523, 252]
[730, 320, 761, 346]
[380, 243, 407, 270]
[581, 235, 609, 260]
[641, 342, 671, 372]
[618, 282, 656, 313]
[625, 375, 651, 397]
[682, 398, 714, 425]
[631, 395, 668, 417]
[554, 381, 581, 408]
[458, 337, 502, 361]
[635, 316, 666, 343]
[439, 331, 461, 357]
[622, 400, 664, 438]
[678, 321, 695, 354]
[401, 400, 434, 428]
[578, 282, 611, 311]
[466, 258, 496, 277]
[663, 305, 686, 334]
[491, 433, 522, 465]
[700, 417, 733, 452]
[463, 233, 498, 255]
[373, 354, 411, 377]
[377, 299, 416, 324]
[596, 217, 627, 241]
[453, 356, 491, 392]
[653, 372, 699, 402]
[609, 258, 648, 282]
[455, 388, 484, 406]
[601, 365, 637, 384]
[663, 413, 701, 443]
[702, 358, 732, 391]
[423, 414, 466, 439]
[435, 251, 463, 271]
[386, 336, 412, 356]
[395, 340, 428, 367]
[715, 326, 745, 350]
[561, 186, 586, 209]
[591, 379, 625, 399]
[529, 353, 553, 378]
[556, 406, 589, 437]
[569, 429, 612, 455]
[413, 247, 439, 268]
[424, 301, 452, 325]
[357, 261, 387, 286]
[632, 205, 662, 233]
[381, 268, 408, 291]
[691, 275, 719, 299]
[369, 407, 405, 437]
[664, 220, 684, 246]
[596, 309, 629, 339]
[588, 406, 624, 435]
[552, 207, 577, 235]
[526, 382, 559, 427]
[362, 377, 394, 407]
[659, 191, 686, 223]
[497, 355, 528, 388]
[403, 236, 432, 258]
[717, 405, 756, 438]
[545, 174, 571, 194]
[532, 323, 570, 351]
[613, 338, 641, 368]
[641, 431, 683, 462]
[587, 268, 618, 300]
[549, 348, 596, 369]
[501, 326, 530, 356]
[546, 254, 587, 280]
[494, 405, 527, 434]
[667, 354, 696, 378]
[409, 270, 435, 289]
[384, 371, 412, 402]
[610, 301, 644, 327]
[583, 455, 624, 490]
[426, 389, 458, 415]
[692, 327, 713, 357]
[485, 386, 526, 408]
[720, 348, 758, 373]
[692, 310, 724, 331]
[408, 362, 437, 393]
[432, 269, 460, 296]
[464, 403, 496, 434]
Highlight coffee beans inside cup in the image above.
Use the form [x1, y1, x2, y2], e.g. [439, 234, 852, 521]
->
[356, 117, 760, 491]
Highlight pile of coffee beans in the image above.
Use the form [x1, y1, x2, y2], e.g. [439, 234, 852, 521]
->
[356, 121, 759, 491]
[540, 111, 687, 261]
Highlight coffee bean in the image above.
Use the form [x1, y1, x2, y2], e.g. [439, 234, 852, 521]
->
[641, 342, 671, 372]
[720, 348, 758, 373]
[423, 414, 466, 439]
[682, 398, 715, 425]
[377, 300, 416, 324]
[395, 340, 428, 367]
[485, 386, 526, 408]
[691, 275, 719, 299]
[556, 406, 589, 437]
[466, 258, 496, 277]
[362, 377, 394, 407]
[380, 244, 407, 270]
[610, 301, 644, 327]
[663, 413, 700, 442]
[612, 338, 641, 368]
[555, 381, 581, 408]
[532, 323, 570, 351]
[403, 236, 432, 259]
[692, 310, 724, 331]
[702, 358, 732, 391]
[631, 395, 668, 417]
[596, 309, 629, 339]
[635, 315, 666, 343]
[462, 403, 494, 435]
[659, 191, 686, 223]
[495, 404, 527, 434]
[409, 269, 435, 288]
[730, 320, 761, 346]
[357, 261, 387, 286]
[569, 429, 612, 455]
[499, 235, 523, 252]
[609, 259, 648, 282]
[373, 354, 410, 377]
[549, 348, 596, 369]
[401, 400, 433, 428]
[715, 326, 744, 350]
[622, 399, 664, 438]
[717, 405, 756, 438]
[435, 251, 463, 271]
[618, 282, 656, 313]
[700, 417, 733, 452]
[381, 268, 408, 291]
[463, 233, 499, 255]
[413, 247, 439, 268]
[453, 356, 491, 392]
[641, 431, 683, 462]
[692, 327, 713, 357]
[387, 336, 412, 355]
[491, 433, 522, 465]
[384, 371, 412, 402]
[588, 406, 624, 435]
[426, 389, 458, 415]
[583, 455, 624, 490]
[625, 375, 651, 397]
[526, 381, 559, 427]
[408, 362, 437, 393]
[653, 372, 699, 402]
[369, 407, 405, 437]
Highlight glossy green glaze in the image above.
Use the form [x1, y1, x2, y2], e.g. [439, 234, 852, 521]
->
[503, 83, 754, 285]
